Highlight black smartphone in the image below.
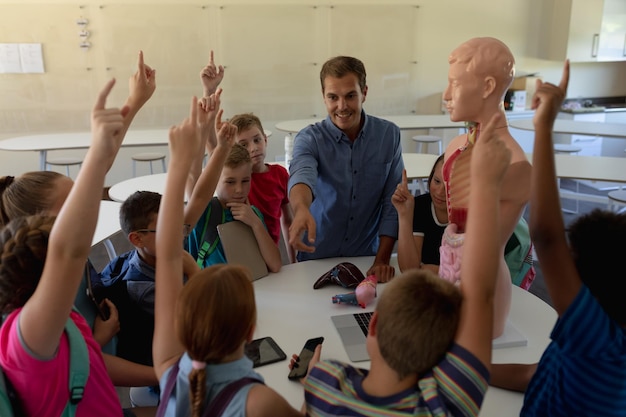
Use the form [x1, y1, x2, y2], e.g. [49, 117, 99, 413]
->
[288, 336, 324, 380]
[84, 263, 110, 321]
[244, 337, 287, 368]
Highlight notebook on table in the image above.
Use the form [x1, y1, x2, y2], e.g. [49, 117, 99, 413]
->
[217, 221, 269, 281]
[331, 312, 527, 362]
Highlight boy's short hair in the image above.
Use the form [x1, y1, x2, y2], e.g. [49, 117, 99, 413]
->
[320, 56, 367, 93]
[229, 113, 265, 137]
[376, 269, 462, 379]
[225, 143, 252, 170]
[119, 191, 161, 235]
[567, 209, 626, 324]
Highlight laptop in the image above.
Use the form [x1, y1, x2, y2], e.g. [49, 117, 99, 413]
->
[331, 312, 373, 362]
[217, 221, 269, 281]
[332, 312, 527, 362]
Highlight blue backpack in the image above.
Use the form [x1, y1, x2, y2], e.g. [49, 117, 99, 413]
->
[0, 318, 89, 417]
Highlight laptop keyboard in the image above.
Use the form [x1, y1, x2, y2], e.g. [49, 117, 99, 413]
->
[354, 312, 373, 336]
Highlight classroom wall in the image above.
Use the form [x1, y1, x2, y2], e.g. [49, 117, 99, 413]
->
[1, 0, 625, 185]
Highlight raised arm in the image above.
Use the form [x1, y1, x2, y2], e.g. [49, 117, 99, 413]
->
[121, 51, 156, 135]
[392, 169, 422, 272]
[454, 112, 511, 368]
[154, 97, 203, 379]
[200, 50, 224, 98]
[186, 88, 222, 199]
[529, 61, 580, 316]
[184, 109, 236, 228]
[21, 79, 126, 358]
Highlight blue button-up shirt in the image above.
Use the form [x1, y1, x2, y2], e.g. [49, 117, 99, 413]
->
[288, 112, 404, 261]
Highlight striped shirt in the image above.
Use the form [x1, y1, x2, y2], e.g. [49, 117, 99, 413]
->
[304, 344, 488, 416]
[522, 285, 626, 417]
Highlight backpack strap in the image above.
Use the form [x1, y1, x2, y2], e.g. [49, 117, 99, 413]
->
[196, 197, 225, 267]
[155, 360, 180, 417]
[0, 316, 88, 417]
[202, 377, 264, 417]
[61, 317, 90, 417]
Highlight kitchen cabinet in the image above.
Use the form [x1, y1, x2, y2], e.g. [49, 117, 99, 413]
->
[538, 0, 626, 62]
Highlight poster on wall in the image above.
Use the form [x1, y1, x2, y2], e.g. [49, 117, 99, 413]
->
[19, 43, 45, 73]
[0, 43, 44, 73]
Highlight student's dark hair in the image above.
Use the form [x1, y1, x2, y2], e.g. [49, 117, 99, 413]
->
[320, 56, 367, 93]
[0, 172, 64, 226]
[176, 264, 256, 417]
[567, 209, 626, 324]
[427, 154, 446, 191]
[119, 191, 162, 235]
[376, 269, 462, 378]
[0, 215, 55, 314]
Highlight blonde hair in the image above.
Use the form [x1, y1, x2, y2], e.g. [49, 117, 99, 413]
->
[376, 269, 462, 378]
[0, 172, 64, 226]
[225, 143, 252, 169]
[229, 113, 265, 138]
[176, 264, 256, 417]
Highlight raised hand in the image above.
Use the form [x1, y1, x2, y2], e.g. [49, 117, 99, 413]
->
[198, 87, 222, 152]
[391, 169, 414, 216]
[215, 108, 237, 150]
[90, 78, 126, 166]
[532, 60, 569, 127]
[128, 50, 156, 108]
[200, 50, 224, 96]
[168, 96, 202, 166]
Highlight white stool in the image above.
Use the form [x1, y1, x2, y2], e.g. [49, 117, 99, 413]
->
[131, 153, 166, 177]
[554, 144, 582, 154]
[608, 190, 626, 213]
[129, 386, 159, 407]
[411, 135, 443, 155]
[46, 157, 83, 177]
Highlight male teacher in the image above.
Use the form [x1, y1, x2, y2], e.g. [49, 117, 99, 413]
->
[288, 56, 404, 282]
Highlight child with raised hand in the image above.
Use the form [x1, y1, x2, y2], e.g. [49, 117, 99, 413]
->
[490, 61, 626, 416]
[0, 79, 130, 416]
[300, 113, 511, 416]
[229, 113, 294, 258]
[154, 97, 301, 417]
[184, 99, 282, 272]
[0, 51, 159, 394]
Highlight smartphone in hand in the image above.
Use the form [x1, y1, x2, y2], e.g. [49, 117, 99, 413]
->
[288, 336, 324, 380]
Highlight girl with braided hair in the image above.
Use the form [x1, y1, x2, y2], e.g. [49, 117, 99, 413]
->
[0, 79, 130, 416]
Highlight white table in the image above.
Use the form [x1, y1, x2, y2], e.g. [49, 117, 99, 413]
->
[510, 119, 626, 139]
[93, 200, 122, 260]
[107, 155, 437, 202]
[276, 114, 466, 135]
[0, 129, 170, 171]
[0, 129, 273, 171]
[251, 256, 556, 416]
[108, 173, 169, 202]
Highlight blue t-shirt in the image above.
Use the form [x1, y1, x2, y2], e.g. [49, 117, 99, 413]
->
[522, 285, 626, 416]
[159, 354, 263, 417]
[288, 112, 404, 261]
